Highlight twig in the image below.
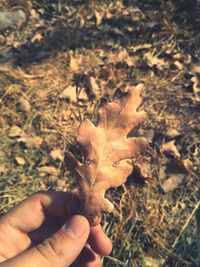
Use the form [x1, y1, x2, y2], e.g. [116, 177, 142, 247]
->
[103, 256, 127, 266]
[147, 231, 194, 266]
[117, 219, 137, 257]
[161, 245, 193, 266]
[172, 200, 200, 249]
[158, 200, 200, 266]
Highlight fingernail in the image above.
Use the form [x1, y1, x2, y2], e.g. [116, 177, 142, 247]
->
[64, 215, 88, 238]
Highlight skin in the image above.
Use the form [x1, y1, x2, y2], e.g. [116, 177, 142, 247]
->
[0, 191, 112, 267]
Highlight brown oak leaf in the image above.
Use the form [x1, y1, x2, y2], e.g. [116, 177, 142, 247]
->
[65, 84, 150, 224]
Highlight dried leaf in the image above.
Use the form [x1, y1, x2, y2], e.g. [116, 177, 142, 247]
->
[158, 155, 190, 193]
[65, 84, 150, 224]
[59, 86, 77, 102]
[30, 9, 39, 19]
[9, 126, 22, 138]
[31, 33, 43, 43]
[79, 17, 85, 28]
[144, 247, 164, 267]
[107, 49, 135, 66]
[134, 158, 151, 179]
[105, 11, 114, 19]
[70, 54, 83, 72]
[138, 129, 154, 143]
[144, 52, 166, 70]
[173, 158, 196, 175]
[0, 164, 6, 174]
[50, 149, 63, 161]
[193, 64, 200, 73]
[38, 166, 60, 176]
[18, 97, 31, 112]
[191, 75, 200, 102]
[15, 156, 26, 165]
[160, 174, 185, 193]
[18, 136, 43, 149]
[59, 86, 87, 102]
[57, 179, 67, 190]
[94, 10, 103, 26]
[160, 140, 180, 158]
[165, 128, 180, 139]
[181, 159, 194, 172]
[173, 61, 184, 70]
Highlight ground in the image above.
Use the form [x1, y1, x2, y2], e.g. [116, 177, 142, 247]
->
[0, 1, 200, 266]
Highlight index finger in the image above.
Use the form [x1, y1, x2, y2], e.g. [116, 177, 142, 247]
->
[0, 191, 80, 233]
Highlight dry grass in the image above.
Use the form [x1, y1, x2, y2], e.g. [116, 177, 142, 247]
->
[0, 0, 200, 266]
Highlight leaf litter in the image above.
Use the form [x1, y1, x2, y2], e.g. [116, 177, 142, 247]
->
[0, 1, 200, 266]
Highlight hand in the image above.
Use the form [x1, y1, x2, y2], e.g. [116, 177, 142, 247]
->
[0, 191, 112, 267]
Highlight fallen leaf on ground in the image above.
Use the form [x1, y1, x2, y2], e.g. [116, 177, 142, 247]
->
[0, 164, 6, 174]
[50, 149, 63, 161]
[79, 17, 85, 28]
[18, 97, 31, 112]
[31, 33, 43, 43]
[94, 10, 103, 26]
[160, 174, 185, 193]
[191, 75, 200, 102]
[144, 247, 164, 267]
[57, 179, 67, 190]
[107, 48, 135, 66]
[59, 86, 87, 102]
[9, 126, 22, 138]
[137, 129, 154, 143]
[30, 9, 39, 19]
[160, 140, 180, 158]
[59, 86, 77, 102]
[144, 52, 166, 70]
[65, 84, 150, 224]
[165, 128, 180, 139]
[159, 155, 190, 193]
[134, 158, 151, 179]
[173, 60, 184, 70]
[15, 156, 26, 165]
[18, 136, 43, 149]
[173, 158, 195, 174]
[70, 54, 83, 72]
[37, 166, 60, 176]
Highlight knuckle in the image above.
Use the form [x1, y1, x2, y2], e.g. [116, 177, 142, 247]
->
[30, 190, 46, 200]
[35, 236, 61, 266]
[45, 236, 60, 257]
[29, 190, 50, 204]
[36, 232, 67, 265]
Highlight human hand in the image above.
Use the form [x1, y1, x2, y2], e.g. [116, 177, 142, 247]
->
[0, 191, 112, 267]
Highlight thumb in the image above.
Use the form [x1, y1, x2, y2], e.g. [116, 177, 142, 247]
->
[2, 215, 90, 267]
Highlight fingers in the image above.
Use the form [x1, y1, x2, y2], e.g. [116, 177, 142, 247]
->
[0, 215, 90, 267]
[89, 224, 112, 256]
[28, 216, 66, 246]
[0, 190, 112, 266]
[29, 219, 113, 257]
[0, 191, 80, 233]
[29, 222, 112, 266]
